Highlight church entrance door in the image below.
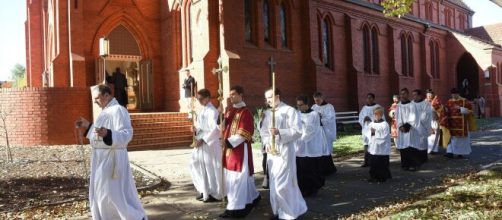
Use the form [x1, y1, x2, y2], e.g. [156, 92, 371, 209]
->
[456, 53, 479, 100]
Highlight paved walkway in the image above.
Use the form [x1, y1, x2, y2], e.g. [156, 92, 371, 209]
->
[77, 119, 502, 219]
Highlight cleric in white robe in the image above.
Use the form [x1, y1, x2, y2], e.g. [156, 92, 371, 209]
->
[294, 95, 325, 197]
[77, 84, 146, 220]
[261, 89, 307, 220]
[189, 89, 222, 202]
[312, 92, 337, 175]
[396, 88, 423, 171]
[358, 93, 384, 167]
[363, 106, 392, 182]
[411, 89, 433, 163]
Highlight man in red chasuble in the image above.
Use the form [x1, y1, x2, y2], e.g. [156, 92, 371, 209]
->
[219, 85, 261, 218]
[444, 88, 475, 159]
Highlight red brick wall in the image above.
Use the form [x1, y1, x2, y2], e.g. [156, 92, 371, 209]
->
[0, 88, 91, 146]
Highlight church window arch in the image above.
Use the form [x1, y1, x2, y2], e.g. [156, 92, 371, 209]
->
[401, 32, 414, 77]
[319, 15, 333, 69]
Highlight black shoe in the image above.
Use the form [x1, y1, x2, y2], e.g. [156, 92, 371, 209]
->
[361, 163, 369, 167]
[219, 210, 233, 218]
[402, 166, 410, 171]
[269, 216, 279, 220]
[455, 155, 466, 159]
[203, 195, 219, 203]
[367, 178, 377, 183]
[444, 153, 454, 159]
[195, 193, 203, 201]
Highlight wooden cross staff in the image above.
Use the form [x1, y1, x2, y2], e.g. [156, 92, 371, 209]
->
[211, 56, 228, 202]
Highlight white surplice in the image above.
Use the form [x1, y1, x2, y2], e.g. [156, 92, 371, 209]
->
[396, 101, 419, 150]
[295, 110, 326, 157]
[359, 104, 384, 145]
[190, 103, 223, 200]
[224, 102, 260, 210]
[260, 102, 307, 220]
[312, 103, 337, 155]
[86, 98, 146, 220]
[363, 121, 391, 156]
[412, 100, 433, 151]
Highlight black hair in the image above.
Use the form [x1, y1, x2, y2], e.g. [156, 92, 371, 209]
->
[197, 88, 211, 98]
[230, 85, 244, 95]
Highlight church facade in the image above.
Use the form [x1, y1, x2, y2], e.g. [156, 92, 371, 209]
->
[15, 0, 502, 145]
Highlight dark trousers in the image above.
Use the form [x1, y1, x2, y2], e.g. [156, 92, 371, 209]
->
[400, 147, 423, 169]
[369, 154, 392, 181]
[296, 157, 325, 197]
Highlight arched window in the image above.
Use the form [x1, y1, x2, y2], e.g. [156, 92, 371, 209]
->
[425, 2, 433, 21]
[407, 34, 414, 77]
[280, 3, 288, 48]
[445, 9, 453, 28]
[429, 40, 440, 79]
[244, 0, 253, 42]
[363, 24, 379, 74]
[188, 2, 193, 63]
[401, 33, 414, 77]
[363, 25, 371, 73]
[497, 62, 500, 84]
[320, 17, 332, 69]
[459, 15, 466, 30]
[371, 27, 379, 74]
[263, 0, 270, 43]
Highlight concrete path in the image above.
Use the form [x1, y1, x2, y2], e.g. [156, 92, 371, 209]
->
[76, 119, 502, 219]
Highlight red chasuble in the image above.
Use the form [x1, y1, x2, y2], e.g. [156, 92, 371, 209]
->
[223, 106, 255, 175]
[445, 98, 473, 137]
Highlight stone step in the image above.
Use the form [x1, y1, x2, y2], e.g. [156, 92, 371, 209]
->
[129, 134, 193, 146]
[133, 125, 191, 134]
[132, 121, 192, 129]
[133, 130, 193, 139]
[128, 140, 193, 151]
[129, 112, 193, 150]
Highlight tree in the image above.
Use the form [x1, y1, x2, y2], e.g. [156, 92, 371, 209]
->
[10, 64, 26, 88]
[381, 0, 415, 17]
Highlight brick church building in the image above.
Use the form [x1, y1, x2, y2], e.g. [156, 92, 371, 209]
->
[6, 0, 502, 146]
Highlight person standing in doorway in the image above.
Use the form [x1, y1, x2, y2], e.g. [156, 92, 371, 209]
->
[112, 67, 128, 108]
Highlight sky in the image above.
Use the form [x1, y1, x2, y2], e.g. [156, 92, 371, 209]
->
[0, 0, 501, 81]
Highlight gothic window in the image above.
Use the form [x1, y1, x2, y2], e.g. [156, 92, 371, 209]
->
[320, 17, 332, 69]
[280, 3, 288, 48]
[363, 25, 371, 73]
[263, 0, 270, 43]
[244, 0, 253, 42]
[498, 62, 501, 84]
[425, 2, 433, 21]
[401, 33, 414, 77]
[429, 40, 440, 79]
[459, 15, 466, 30]
[363, 24, 379, 74]
[371, 27, 379, 74]
[445, 9, 453, 28]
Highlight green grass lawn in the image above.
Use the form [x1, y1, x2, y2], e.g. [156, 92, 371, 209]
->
[252, 127, 363, 158]
[390, 169, 502, 219]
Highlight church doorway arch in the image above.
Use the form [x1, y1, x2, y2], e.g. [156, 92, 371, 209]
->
[456, 53, 479, 100]
[96, 24, 153, 111]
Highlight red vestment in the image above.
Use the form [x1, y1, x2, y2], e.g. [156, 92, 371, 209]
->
[445, 98, 473, 137]
[223, 106, 255, 175]
[429, 96, 447, 127]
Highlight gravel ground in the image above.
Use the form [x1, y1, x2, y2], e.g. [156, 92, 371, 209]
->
[0, 145, 161, 218]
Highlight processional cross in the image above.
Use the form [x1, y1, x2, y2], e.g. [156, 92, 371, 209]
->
[211, 56, 228, 202]
[268, 56, 277, 87]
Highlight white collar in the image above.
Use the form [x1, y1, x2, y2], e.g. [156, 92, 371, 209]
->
[233, 101, 246, 108]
